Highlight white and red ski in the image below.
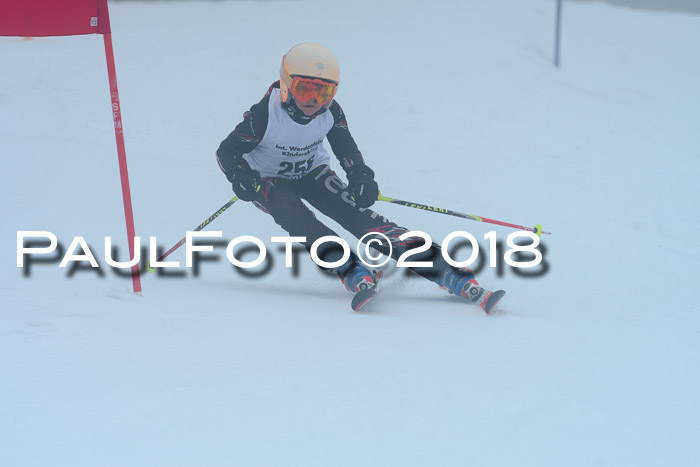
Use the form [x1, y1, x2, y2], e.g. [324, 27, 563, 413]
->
[350, 271, 383, 312]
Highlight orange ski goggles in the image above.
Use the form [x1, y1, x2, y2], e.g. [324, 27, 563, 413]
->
[289, 76, 337, 106]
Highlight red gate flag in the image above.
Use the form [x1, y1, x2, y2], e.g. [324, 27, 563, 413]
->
[1, 0, 142, 294]
[0, 0, 108, 36]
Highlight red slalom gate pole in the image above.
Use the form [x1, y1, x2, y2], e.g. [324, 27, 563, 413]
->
[98, 0, 142, 294]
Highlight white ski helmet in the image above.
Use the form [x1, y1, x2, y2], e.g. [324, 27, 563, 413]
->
[280, 42, 340, 107]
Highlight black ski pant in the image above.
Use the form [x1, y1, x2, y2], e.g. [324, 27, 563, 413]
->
[252, 165, 462, 285]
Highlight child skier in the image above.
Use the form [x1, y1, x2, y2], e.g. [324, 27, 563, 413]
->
[216, 43, 504, 312]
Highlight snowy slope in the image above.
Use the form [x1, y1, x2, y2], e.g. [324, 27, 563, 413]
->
[1, 1, 699, 466]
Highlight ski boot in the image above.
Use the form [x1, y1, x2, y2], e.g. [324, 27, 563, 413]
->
[440, 267, 505, 314]
[336, 254, 381, 311]
[336, 253, 377, 293]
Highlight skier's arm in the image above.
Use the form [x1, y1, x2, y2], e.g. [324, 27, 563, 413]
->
[216, 93, 270, 182]
[326, 101, 367, 173]
[326, 101, 378, 208]
[215, 86, 275, 201]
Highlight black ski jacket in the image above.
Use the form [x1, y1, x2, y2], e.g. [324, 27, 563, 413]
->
[216, 81, 367, 182]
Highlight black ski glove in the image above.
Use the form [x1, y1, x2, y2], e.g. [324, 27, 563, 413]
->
[347, 165, 379, 208]
[229, 158, 262, 202]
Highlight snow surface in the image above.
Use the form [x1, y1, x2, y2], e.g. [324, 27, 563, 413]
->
[1, 1, 699, 465]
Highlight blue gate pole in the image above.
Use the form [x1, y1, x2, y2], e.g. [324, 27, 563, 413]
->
[554, 0, 563, 67]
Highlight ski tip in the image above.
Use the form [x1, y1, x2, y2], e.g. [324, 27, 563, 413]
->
[482, 290, 506, 315]
[350, 271, 382, 312]
[351, 289, 377, 312]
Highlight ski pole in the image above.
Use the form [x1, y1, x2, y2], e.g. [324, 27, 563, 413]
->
[377, 193, 550, 236]
[145, 196, 239, 273]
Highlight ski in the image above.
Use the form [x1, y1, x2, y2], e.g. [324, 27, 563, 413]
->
[447, 281, 507, 314]
[480, 289, 506, 314]
[351, 271, 383, 312]
[349, 272, 503, 313]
